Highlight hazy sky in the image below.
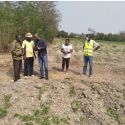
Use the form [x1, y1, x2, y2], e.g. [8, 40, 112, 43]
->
[57, 1, 125, 34]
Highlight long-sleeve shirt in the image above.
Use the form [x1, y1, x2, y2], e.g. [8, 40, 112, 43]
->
[11, 40, 22, 60]
[35, 39, 47, 56]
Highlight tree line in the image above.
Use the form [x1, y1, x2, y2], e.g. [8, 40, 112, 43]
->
[0, 1, 60, 52]
[57, 30, 125, 42]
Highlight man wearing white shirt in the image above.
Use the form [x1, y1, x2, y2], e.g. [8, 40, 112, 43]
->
[61, 39, 73, 72]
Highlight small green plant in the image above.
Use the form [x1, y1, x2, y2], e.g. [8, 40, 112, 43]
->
[37, 84, 48, 100]
[61, 117, 70, 125]
[19, 115, 34, 122]
[0, 107, 7, 118]
[69, 86, 76, 97]
[34, 105, 50, 116]
[0, 94, 12, 119]
[71, 100, 81, 112]
[107, 107, 119, 123]
[4, 94, 12, 108]
[15, 104, 71, 125]
[51, 115, 60, 124]
[23, 122, 33, 125]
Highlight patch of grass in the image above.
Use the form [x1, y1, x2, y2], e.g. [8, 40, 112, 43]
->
[60, 117, 70, 125]
[51, 115, 60, 124]
[36, 84, 49, 100]
[34, 105, 50, 116]
[107, 107, 119, 123]
[22, 122, 34, 125]
[0, 107, 7, 118]
[0, 94, 12, 119]
[71, 100, 81, 112]
[69, 86, 76, 97]
[4, 94, 12, 108]
[15, 103, 71, 125]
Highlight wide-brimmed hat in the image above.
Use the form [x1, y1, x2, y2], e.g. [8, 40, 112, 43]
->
[25, 33, 32, 38]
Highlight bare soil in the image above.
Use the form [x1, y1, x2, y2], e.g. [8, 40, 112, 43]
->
[0, 40, 125, 125]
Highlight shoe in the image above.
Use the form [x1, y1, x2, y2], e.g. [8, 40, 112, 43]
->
[46, 78, 49, 80]
[24, 76, 28, 79]
[90, 76, 93, 79]
[83, 75, 86, 80]
[31, 75, 35, 78]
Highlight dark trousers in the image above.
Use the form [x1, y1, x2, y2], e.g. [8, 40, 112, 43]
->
[24, 57, 34, 76]
[38, 54, 48, 79]
[83, 56, 93, 76]
[62, 57, 70, 71]
[13, 59, 22, 82]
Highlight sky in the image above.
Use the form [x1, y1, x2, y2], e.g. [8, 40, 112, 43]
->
[57, 1, 125, 34]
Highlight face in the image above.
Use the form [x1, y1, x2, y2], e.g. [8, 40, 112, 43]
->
[16, 35, 21, 42]
[65, 40, 70, 45]
[86, 36, 91, 41]
[26, 37, 32, 41]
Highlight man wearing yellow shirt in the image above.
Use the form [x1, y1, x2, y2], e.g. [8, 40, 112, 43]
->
[22, 33, 35, 78]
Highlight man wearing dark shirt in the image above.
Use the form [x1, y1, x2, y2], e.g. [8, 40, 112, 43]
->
[33, 33, 48, 80]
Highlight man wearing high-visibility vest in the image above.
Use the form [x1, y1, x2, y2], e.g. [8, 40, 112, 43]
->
[83, 34, 100, 79]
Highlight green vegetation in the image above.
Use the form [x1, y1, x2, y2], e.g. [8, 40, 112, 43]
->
[0, 94, 12, 119]
[0, 107, 7, 118]
[4, 94, 12, 108]
[0, 1, 60, 52]
[15, 104, 71, 125]
[107, 107, 119, 123]
[69, 86, 76, 97]
[71, 100, 81, 112]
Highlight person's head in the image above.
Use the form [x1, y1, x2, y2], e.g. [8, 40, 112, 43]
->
[25, 33, 32, 41]
[86, 34, 91, 41]
[65, 38, 70, 45]
[15, 35, 21, 42]
[33, 33, 40, 41]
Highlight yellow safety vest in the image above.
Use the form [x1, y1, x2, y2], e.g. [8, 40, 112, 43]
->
[83, 40, 94, 56]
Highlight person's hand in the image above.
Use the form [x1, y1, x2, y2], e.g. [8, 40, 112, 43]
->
[38, 47, 41, 50]
[63, 51, 67, 54]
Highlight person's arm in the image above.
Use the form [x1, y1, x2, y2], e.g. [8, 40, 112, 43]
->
[61, 45, 66, 54]
[67, 45, 73, 53]
[83, 41, 85, 50]
[93, 41, 100, 51]
[22, 41, 26, 60]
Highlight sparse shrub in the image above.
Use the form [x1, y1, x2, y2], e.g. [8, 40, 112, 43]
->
[34, 105, 50, 116]
[23, 122, 34, 125]
[51, 115, 60, 124]
[71, 100, 81, 112]
[4, 94, 12, 108]
[107, 107, 119, 123]
[61, 117, 70, 125]
[0, 107, 7, 118]
[0, 94, 12, 119]
[69, 86, 76, 97]
[19, 115, 34, 122]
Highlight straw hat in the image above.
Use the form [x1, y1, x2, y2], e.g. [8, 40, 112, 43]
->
[25, 33, 32, 38]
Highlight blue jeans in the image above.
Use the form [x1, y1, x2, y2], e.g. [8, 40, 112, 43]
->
[38, 54, 48, 79]
[83, 56, 93, 76]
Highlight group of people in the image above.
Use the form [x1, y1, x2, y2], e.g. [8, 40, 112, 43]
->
[11, 33, 48, 82]
[11, 33, 100, 82]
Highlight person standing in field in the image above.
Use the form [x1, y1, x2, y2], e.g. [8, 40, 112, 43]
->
[33, 33, 49, 80]
[83, 34, 100, 79]
[61, 39, 73, 72]
[22, 33, 36, 78]
[11, 35, 23, 82]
